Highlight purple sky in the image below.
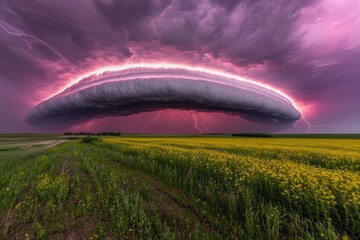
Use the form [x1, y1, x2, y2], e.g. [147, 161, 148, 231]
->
[1, 0, 360, 134]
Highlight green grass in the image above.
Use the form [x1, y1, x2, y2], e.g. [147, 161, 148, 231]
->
[1, 135, 359, 239]
[0, 139, 221, 239]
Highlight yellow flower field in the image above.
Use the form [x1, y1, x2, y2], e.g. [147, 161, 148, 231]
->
[107, 137, 360, 238]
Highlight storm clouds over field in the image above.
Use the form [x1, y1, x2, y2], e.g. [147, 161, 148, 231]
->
[1, 0, 360, 133]
[26, 67, 301, 127]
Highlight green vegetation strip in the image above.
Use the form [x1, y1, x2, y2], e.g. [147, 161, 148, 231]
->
[1, 141, 222, 239]
[1, 137, 359, 239]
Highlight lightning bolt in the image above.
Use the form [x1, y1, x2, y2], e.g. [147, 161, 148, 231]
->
[23, 39, 32, 49]
[55, 65, 67, 70]
[191, 112, 208, 134]
[302, 115, 335, 133]
[199, 121, 209, 132]
[142, 111, 162, 133]
[0, 23, 69, 63]
[158, 0, 175, 19]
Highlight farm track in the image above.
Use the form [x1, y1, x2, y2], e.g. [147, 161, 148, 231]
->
[0, 140, 66, 150]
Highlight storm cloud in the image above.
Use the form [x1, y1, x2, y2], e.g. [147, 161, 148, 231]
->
[0, 0, 360, 133]
[26, 67, 301, 126]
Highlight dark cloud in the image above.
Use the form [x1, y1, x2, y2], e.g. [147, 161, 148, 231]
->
[0, 0, 359, 133]
[156, 0, 314, 65]
[0, 43, 45, 80]
[26, 68, 301, 127]
[1, 0, 94, 61]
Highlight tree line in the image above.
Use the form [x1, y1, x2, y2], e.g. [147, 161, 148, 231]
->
[64, 132, 121, 136]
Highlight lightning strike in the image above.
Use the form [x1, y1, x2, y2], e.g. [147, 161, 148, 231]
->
[199, 122, 209, 132]
[0, 23, 69, 63]
[142, 111, 162, 132]
[191, 112, 205, 133]
[302, 116, 335, 133]
[23, 39, 32, 50]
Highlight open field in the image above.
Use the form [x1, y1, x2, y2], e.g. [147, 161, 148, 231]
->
[1, 135, 359, 239]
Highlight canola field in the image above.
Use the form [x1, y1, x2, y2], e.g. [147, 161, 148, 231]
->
[1, 135, 359, 239]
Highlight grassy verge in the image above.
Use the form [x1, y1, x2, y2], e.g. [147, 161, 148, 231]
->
[1, 141, 224, 239]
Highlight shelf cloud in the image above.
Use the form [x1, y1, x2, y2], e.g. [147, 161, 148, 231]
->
[26, 67, 301, 126]
[1, 0, 359, 132]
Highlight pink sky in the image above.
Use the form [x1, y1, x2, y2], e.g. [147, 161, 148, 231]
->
[0, 0, 359, 133]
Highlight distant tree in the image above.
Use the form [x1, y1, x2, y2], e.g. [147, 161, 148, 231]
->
[66, 131, 121, 136]
[232, 133, 272, 138]
[96, 132, 121, 136]
[81, 136, 103, 144]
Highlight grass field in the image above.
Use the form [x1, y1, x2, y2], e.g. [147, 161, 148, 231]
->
[0, 135, 359, 239]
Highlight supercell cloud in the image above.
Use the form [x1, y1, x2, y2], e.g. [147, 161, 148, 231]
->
[26, 67, 301, 126]
[1, 0, 360, 133]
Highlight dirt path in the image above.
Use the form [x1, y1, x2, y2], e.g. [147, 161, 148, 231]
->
[3, 140, 66, 150]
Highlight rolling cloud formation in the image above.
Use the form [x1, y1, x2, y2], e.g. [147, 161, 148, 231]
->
[26, 67, 301, 126]
[0, 0, 359, 133]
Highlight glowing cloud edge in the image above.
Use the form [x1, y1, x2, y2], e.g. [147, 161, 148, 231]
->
[26, 65, 302, 126]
